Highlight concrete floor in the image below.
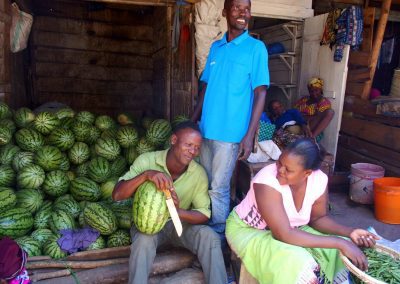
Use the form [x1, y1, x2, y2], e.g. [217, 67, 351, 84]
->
[328, 189, 400, 241]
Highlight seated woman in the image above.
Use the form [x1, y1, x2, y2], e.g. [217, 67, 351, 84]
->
[268, 100, 312, 149]
[295, 77, 334, 139]
[226, 139, 378, 284]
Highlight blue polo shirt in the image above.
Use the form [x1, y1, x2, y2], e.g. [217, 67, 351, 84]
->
[200, 31, 269, 143]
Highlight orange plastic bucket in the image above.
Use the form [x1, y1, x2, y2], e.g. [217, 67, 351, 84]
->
[373, 177, 400, 224]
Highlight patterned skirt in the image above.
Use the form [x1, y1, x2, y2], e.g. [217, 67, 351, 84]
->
[226, 211, 349, 284]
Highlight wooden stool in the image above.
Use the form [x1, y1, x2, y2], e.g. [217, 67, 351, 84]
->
[230, 250, 259, 284]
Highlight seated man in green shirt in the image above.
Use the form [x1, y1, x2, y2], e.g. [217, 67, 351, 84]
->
[112, 121, 227, 284]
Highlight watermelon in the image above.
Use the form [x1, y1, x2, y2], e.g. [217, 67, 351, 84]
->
[53, 198, 81, 219]
[17, 164, 45, 189]
[85, 126, 101, 145]
[76, 111, 95, 125]
[12, 151, 34, 172]
[49, 210, 76, 234]
[111, 204, 132, 230]
[34, 111, 60, 135]
[84, 202, 117, 235]
[35, 146, 64, 171]
[38, 199, 53, 212]
[0, 144, 20, 165]
[100, 176, 119, 200]
[100, 128, 118, 140]
[116, 126, 139, 148]
[146, 119, 172, 146]
[0, 102, 13, 120]
[0, 188, 17, 213]
[87, 156, 111, 183]
[72, 121, 91, 142]
[31, 228, 55, 246]
[66, 171, 76, 181]
[16, 189, 43, 214]
[171, 114, 189, 129]
[141, 117, 154, 130]
[70, 177, 101, 201]
[59, 153, 70, 171]
[0, 126, 12, 145]
[95, 138, 121, 161]
[95, 115, 116, 131]
[42, 170, 70, 197]
[117, 113, 135, 126]
[0, 208, 34, 238]
[16, 236, 42, 257]
[42, 236, 67, 259]
[107, 230, 131, 247]
[48, 128, 75, 151]
[14, 107, 35, 128]
[87, 235, 106, 250]
[124, 146, 139, 165]
[68, 142, 90, 165]
[34, 207, 52, 229]
[55, 108, 75, 120]
[15, 128, 45, 152]
[0, 165, 16, 186]
[0, 119, 17, 134]
[136, 137, 155, 155]
[75, 162, 89, 177]
[110, 156, 128, 177]
[132, 181, 169, 235]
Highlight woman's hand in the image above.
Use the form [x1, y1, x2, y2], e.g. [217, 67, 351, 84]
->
[340, 239, 369, 271]
[350, 229, 380, 248]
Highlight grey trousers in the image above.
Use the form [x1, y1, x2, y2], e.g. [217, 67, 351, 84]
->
[128, 221, 227, 284]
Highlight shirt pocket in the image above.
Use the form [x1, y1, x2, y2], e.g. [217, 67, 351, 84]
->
[227, 60, 250, 95]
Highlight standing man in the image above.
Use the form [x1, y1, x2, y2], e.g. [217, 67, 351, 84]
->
[112, 121, 227, 284]
[191, 0, 269, 237]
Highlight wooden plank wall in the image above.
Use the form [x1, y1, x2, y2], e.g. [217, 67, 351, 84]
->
[30, 0, 159, 118]
[0, 0, 11, 103]
[336, 98, 400, 176]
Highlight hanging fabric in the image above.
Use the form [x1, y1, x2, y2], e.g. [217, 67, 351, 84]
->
[320, 8, 342, 49]
[334, 5, 363, 62]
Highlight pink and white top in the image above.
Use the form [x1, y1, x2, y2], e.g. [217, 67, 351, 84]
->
[235, 163, 327, 229]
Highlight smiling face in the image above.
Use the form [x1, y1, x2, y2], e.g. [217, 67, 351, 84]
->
[276, 151, 312, 186]
[223, 0, 251, 33]
[170, 128, 202, 167]
[307, 85, 323, 102]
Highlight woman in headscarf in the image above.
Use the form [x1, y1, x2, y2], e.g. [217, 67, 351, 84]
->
[294, 77, 334, 140]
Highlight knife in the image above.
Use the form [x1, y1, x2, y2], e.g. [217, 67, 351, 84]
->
[164, 189, 183, 237]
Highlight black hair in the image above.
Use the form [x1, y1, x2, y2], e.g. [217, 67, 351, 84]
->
[224, 0, 251, 10]
[285, 138, 324, 170]
[172, 120, 201, 134]
[267, 99, 280, 115]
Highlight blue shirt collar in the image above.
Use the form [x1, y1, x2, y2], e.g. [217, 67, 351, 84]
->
[218, 30, 250, 46]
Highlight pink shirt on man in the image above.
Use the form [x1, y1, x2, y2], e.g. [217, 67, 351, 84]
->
[235, 163, 327, 229]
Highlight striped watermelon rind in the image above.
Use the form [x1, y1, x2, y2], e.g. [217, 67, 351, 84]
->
[49, 210, 76, 234]
[15, 236, 42, 257]
[86, 235, 106, 250]
[15, 128, 45, 152]
[84, 202, 117, 235]
[132, 181, 169, 235]
[0, 208, 34, 238]
[53, 198, 81, 219]
[0, 165, 16, 187]
[12, 151, 34, 172]
[42, 170, 70, 197]
[35, 146, 64, 172]
[0, 144, 21, 165]
[0, 189, 17, 213]
[33, 112, 60, 135]
[116, 126, 139, 148]
[95, 138, 121, 161]
[43, 236, 67, 259]
[145, 119, 172, 146]
[70, 177, 101, 201]
[106, 229, 131, 248]
[16, 189, 44, 214]
[68, 142, 90, 165]
[17, 164, 45, 189]
[48, 128, 75, 151]
[14, 107, 35, 128]
[31, 228, 55, 246]
[87, 156, 111, 183]
[0, 126, 12, 145]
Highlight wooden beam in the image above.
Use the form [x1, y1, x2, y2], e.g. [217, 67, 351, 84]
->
[333, 0, 364, 5]
[82, 0, 176, 6]
[362, 0, 392, 99]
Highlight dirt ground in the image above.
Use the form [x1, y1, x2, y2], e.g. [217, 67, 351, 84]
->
[328, 187, 399, 241]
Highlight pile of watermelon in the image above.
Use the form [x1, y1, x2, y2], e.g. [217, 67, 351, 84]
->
[0, 102, 185, 259]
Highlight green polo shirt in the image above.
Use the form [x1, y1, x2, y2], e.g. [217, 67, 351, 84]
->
[119, 149, 211, 218]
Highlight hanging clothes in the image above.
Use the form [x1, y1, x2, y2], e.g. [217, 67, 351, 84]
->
[320, 8, 342, 49]
[334, 5, 363, 62]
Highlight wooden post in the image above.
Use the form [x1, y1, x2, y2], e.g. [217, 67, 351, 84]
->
[361, 0, 392, 99]
[166, 5, 172, 120]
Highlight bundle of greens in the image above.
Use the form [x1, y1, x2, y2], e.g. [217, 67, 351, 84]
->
[351, 248, 400, 284]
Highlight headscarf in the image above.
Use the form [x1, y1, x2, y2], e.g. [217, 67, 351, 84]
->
[308, 77, 324, 89]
